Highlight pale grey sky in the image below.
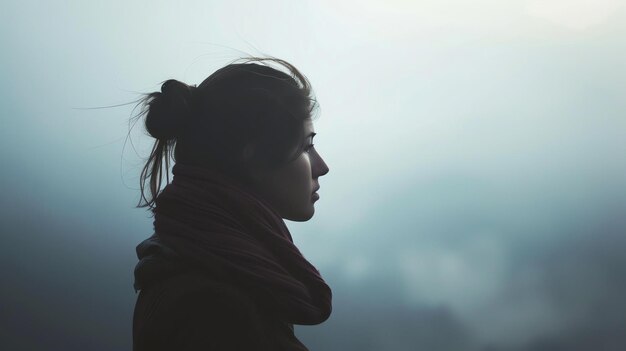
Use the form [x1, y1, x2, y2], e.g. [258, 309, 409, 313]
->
[2, 1, 626, 350]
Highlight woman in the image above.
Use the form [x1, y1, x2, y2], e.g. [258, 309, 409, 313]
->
[131, 57, 332, 351]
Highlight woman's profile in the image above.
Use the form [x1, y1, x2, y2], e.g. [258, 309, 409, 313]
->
[131, 57, 332, 351]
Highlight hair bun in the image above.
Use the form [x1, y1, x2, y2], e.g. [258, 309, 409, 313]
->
[145, 79, 196, 140]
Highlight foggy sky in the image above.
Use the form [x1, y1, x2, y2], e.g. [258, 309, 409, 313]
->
[1, 1, 625, 350]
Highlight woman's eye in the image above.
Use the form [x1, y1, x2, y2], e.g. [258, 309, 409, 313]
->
[304, 144, 315, 153]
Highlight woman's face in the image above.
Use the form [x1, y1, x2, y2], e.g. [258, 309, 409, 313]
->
[244, 119, 329, 221]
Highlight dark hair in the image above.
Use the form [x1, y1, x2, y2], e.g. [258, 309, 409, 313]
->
[131, 56, 319, 211]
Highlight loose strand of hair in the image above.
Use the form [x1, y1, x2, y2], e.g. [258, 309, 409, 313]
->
[137, 138, 175, 212]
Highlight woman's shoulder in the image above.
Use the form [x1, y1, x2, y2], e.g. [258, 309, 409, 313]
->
[133, 270, 272, 351]
[144, 269, 256, 303]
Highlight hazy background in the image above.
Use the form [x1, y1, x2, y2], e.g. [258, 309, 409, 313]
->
[2, 1, 626, 350]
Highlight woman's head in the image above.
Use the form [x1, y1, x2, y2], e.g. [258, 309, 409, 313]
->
[134, 57, 329, 221]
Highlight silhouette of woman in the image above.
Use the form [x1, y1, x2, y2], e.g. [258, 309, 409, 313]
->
[131, 57, 332, 351]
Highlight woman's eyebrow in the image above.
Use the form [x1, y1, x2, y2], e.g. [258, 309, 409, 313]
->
[307, 132, 317, 138]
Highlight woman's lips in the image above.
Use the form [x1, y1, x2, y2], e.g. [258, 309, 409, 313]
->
[312, 192, 320, 201]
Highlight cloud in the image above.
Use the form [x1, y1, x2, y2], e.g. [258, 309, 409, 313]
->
[526, 0, 624, 30]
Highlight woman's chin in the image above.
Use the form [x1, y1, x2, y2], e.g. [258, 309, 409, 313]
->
[284, 206, 315, 222]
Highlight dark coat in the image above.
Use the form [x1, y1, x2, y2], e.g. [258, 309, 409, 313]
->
[133, 270, 303, 351]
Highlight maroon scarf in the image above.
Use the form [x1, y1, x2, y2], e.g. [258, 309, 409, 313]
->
[134, 162, 332, 328]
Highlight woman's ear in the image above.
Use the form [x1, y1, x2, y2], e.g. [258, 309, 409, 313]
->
[240, 143, 262, 183]
[238, 143, 265, 195]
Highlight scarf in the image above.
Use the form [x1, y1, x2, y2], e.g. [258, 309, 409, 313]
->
[133, 162, 332, 329]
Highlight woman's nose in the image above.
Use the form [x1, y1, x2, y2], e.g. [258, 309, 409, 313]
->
[313, 152, 329, 177]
